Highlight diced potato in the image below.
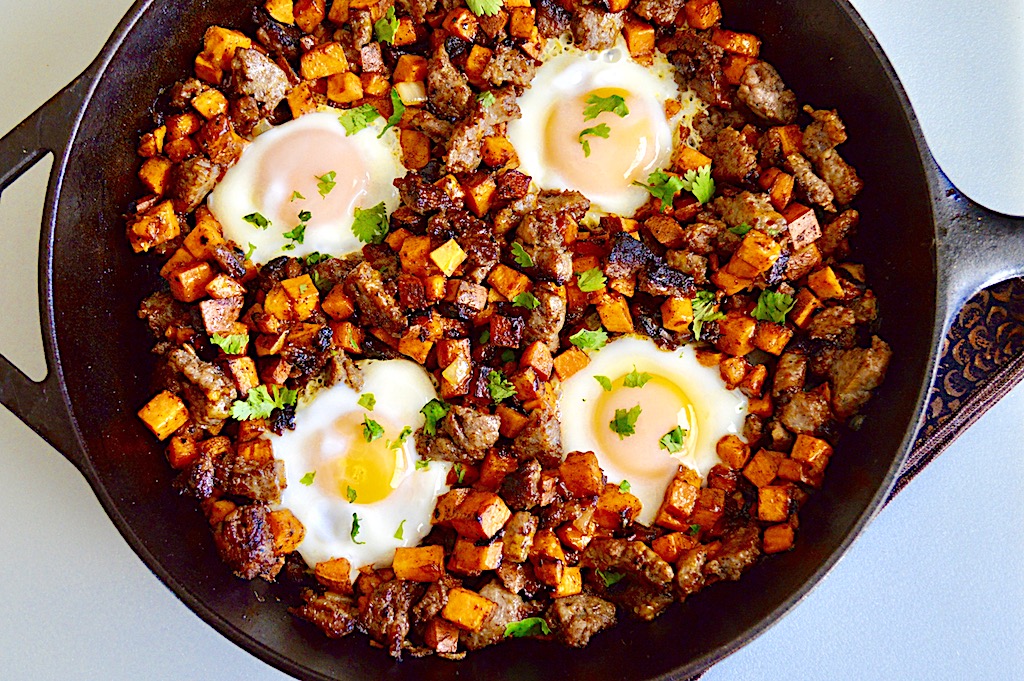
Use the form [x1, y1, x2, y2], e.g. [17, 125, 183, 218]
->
[728, 230, 783, 278]
[596, 292, 634, 333]
[137, 126, 166, 157]
[203, 26, 252, 71]
[520, 340, 554, 380]
[194, 52, 222, 84]
[451, 491, 512, 540]
[478, 449, 518, 490]
[719, 356, 750, 388]
[430, 239, 469, 277]
[301, 41, 349, 79]
[206, 499, 237, 526]
[482, 135, 518, 168]
[808, 266, 845, 300]
[743, 448, 784, 488]
[168, 261, 215, 303]
[424, 617, 460, 653]
[487, 263, 531, 300]
[327, 0, 349, 24]
[443, 7, 479, 41]
[790, 434, 833, 475]
[768, 171, 795, 212]
[326, 72, 363, 104]
[594, 482, 642, 530]
[463, 173, 497, 218]
[722, 53, 758, 86]
[138, 390, 189, 440]
[400, 235, 438, 277]
[789, 288, 823, 329]
[660, 296, 694, 332]
[138, 156, 173, 196]
[530, 529, 566, 587]
[688, 487, 725, 531]
[394, 54, 428, 83]
[432, 488, 472, 526]
[553, 566, 583, 598]
[464, 44, 493, 87]
[205, 274, 245, 300]
[710, 267, 752, 296]
[398, 326, 434, 364]
[393, 545, 447, 582]
[508, 7, 536, 39]
[128, 200, 180, 254]
[293, 0, 326, 33]
[321, 286, 355, 320]
[753, 321, 793, 356]
[763, 523, 796, 554]
[184, 207, 226, 260]
[236, 438, 273, 466]
[265, 0, 295, 23]
[758, 485, 791, 522]
[684, 0, 722, 30]
[715, 312, 757, 356]
[330, 320, 364, 354]
[165, 435, 199, 470]
[716, 434, 751, 469]
[400, 128, 431, 171]
[287, 81, 326, 118]
[192, 89, 229, 119]
[441, 587, 497, 632]
[747, 393, 773, 418]
[654, 467, 700, 531]
[651, 532, 699, 564]
[553, 346, 590, 382]
[237, 418, 268, 442]
[395, 80, 427, 106]
[281, 274, 320, 321]
[711, 28, 761, 56]
[622, 15, 655, 60]
[776, 124, 804, 156]
[672, 145, 713, 174]
[739, 363, 768, 398]
[315, 557, 354, 594]
[268, 508, 305, 554]
[560, 450, 605, 498]
[448, 538, 503, 576]
[502, 511, 538, 563]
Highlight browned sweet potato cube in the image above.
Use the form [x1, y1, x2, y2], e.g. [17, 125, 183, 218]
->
[753, 321, 793, 356]
[432, 488, 472, 526]
[463, 173, 497, 218]
[237, 418, 268, 442]
[661, 296, 694, 332]
[259, 357, 292, 385]
[622, 15, 655, 60]
[138, 391, 189, 440]
[646, 214, 686, 248]
[519, 340, 553, 380]
[399, 128, 431, 171]
[268, 508, 305, 554]
[789, 288, 823, 329]
[553, 565, 583, 598]
[740, 363, 768, 398]
[716, 434, 751, 469]
[768, 171, 795, 212]
[763, 523, 796, 554]
[321, 285, 355, 320]
[596, 292, 634, 333]
[710, 267, 752, 296]
[497, 404, 530, 438]
[747, 393, 773, 418]
[791, 434, 833, 475]
[503, 511, 538, 563]
[166, 435, 199, 470]
[314, 557, 353, 594]
[442, 588, 497, 632]
[654, 466, 701, 531]
[451, 491, 512, 540]
[424, 617, 460, 653]
[205, 274, 245, 300]
[743, 449, 784, 488]
[719, 356, 751, 388]
[287, 81, 325, 118]
[758, 485, 792, 522]
[508, 6, 536, 39]
[394, 54, 428, 82]
[222, 356, 258, 395]
[448, 538, 503, 576]
[553, 346, 590, 381]
[728, 230, 782, 279]
[128, 200, 180, 254]
[723, 53, 758, 86]
[689, 487, 726, 532]
[560, 450, 605, 498]
[264, 0, 294, 24]
[595, 482, 643, 530]
[206, 499, 236, 526]
[464, 44, 493, 87]
[530, 528, 566, 587]
[399, 235, 436, 277]
[199, 296, 244, 335]
[808, 266, 845, 300]
[327, 72, 362, 104]
[137, 126, 166, 157]
[684, 0, 722, 30]
[443, 7, 479, 40]
[716, 312, 757, 356]
[393, 545, 447, 582]
[651, 531, 699, 564]
[166, 112, 202, 140]
[711, 28, 761, 56]
[478, 449, 518, 491]
[236, 438, 273, 464]
[280, 274, 319, 321]
[398, 326, 434, 364]
[482, 135, 517, 167]
[487, 263, 531, 300]
[330, 320, 364, 354]
[138, 156, 173, 196]
[300, 41, 349, 79]
[293, 0, 326, 32]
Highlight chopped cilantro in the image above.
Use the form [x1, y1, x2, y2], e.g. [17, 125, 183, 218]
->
[597, 569, 625, 588]
[583, 93, 629, 121]
[230, 385, 297, 421]
[511, 242, 534, 268]
[594, 375, 613, 391]
[577, 267, 607, 292]
[513, 291, 541, 310]
[466, 0, 503, 17]
[752, 289, 796, 324]
[415, 459, 430, 471]
[623, 366, 652, 388]
[503, 617, 551, 638]
[351, 513, 366, 545]
[358, 393, 376, 411]
[387, 426, 413, 450]
[420, 398, 450, 436]
[634, 170, 685, 212]
[298, 210, 312, 222]
[305, 251, 332, 266]
[659, 426, 687, 454]
[283, 223, 306, 245]
[477, 91, 496, 107]
[578, 123, 611, 158]
[244, 242, 257, 261]
[609, 404, 642, 439]
[362, 416, 384, 442]
[291, 190, 305, 202]
[210, 333, 248, 355]
[394, 519, 406, 540]
[346, 485, 357, 503]
[373, 6, 398, 44]
[680, 164, 715, 204]
[352, 202, 389, 244]
[454, 462, 466, 484]
[315, 171, 337, 198]
[688, 523, 701, 536]
[338, 104, 380, 136]
[299, 471, 316, 486]
[501, 349, 516, 363]
[692, 290, 725, 341]
[569, 327, 608, 351]
[619, 479, 631, 493]
[487, 370, 516, 403]
[243, 212, 271, 230]
[479, 329, 491, 345]
[379, 89, 405, 138]
[728, 222, 753, 236]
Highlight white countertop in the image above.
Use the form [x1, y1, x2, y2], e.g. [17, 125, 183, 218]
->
[1, 1, 1022, 679]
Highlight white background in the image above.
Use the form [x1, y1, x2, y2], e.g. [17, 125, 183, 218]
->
[1, 1, 1022, 679]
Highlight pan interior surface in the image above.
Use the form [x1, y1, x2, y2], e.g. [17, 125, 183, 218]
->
[47, 0, 937, 678]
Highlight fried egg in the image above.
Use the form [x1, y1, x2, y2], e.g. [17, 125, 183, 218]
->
[208, 110, 403, 264]
[508, 39, 697, 216]
[272, 359, 450, 578]
[559, 337, 748, 524]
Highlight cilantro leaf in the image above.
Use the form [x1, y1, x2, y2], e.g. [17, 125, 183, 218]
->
[454, 462, 466, 484]
[578, 123, 611, 158]
[594, 375, 613, 391]
[315, 171, 337, 198]
[299, 471, 316, 486]
[362, 416, 384, 442]
[691, 290, 725, 341]
[230, 385, 297, 421]
[379, 89, 405, 138]
[420, 398, 450, 436]
[570, 327, 608, 351]
[634, 170, 685, 212]
[338, 104, 380, 136]
[479, 329, 491, 345]
[501, 349, 516, 363]
[728, 222, 752, 236]
[680, 164, 715, 204]
[688, 523, 701, 536]
[346, 485, 358, 502]
[387, 426, 413, 450]
[243, 212, 271, 230]
[373, 6, 398, 44]
[394, 519, 406, 540]
[477, 91, 496, 108]
[583, 93, 629, 121]
[291, 190, 305, 202]
[244, 242, 257, 261]
[305, 251, 332, 266]
[351, 513, 366, 545]
[487, 370, 516, 403]
[283, 223, 306, 245]
[597, 569, 625, 588]
[752, 289, 796, 324]
[415, 459, 430, 471]
[659, 426, 687, 454]
[358, 393, 376, 411]
[503, 617, 551, 638]
[623, 366, 652, 388]
[513, 291, 540, 310]
[619, 479, 631, 493]
[577, 267, 607, 292]
[609, 404, 642, 439]
[210, 333, 248, 355]
[352, 202, 389, 244]
[466, 0, 503, 17]
[511, 242, 534, 268]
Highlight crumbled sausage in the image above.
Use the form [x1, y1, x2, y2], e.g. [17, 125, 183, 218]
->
[546, 594, 616, 647]
[737, 61, 798, 125]
[212, 503, 283, 581]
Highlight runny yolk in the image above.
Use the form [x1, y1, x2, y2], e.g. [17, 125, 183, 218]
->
[254, 126, 370, 236]
[543, 86, 665, 197]
[327, 412, 404, 505]
[593, 374, 697, 480]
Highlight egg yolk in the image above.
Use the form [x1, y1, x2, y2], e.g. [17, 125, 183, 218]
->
[327, 413, 406, 505]
[255, 126, 370, 238]
[593, 374, 697, 480]
[543, 87, 666, 198]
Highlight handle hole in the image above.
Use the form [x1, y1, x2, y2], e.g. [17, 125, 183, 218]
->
[0, 152, 53, 382]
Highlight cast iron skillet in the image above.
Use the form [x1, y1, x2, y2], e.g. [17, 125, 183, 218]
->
[1, 0, 1023, 678]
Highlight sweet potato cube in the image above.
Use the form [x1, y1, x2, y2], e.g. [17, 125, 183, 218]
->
[553, 346, 590, 381]
[166, 435, 199, 470]
[441, 356, 472, 399]
[398, 326, 434, 364]
[194, 52, 222, 84]
[715, 311, 757, 356]
[443, 7, 479, 41]
[743, 449, 783, 488]
[747, 393, 773, 418]
[265, 0, 295, 23]
[654, 467, 701, 530]
[451, 491, 511, 540]
[432, 488, 472, 526]
[281, 274, 320, 320]
[759, 485, 793, 523]
[167, 113, 201, 140]
[711, 28, 761, 57]
[560, 451, 605, 498]
[128, 200, 180, 254]
[206, 499, 237, 526]
[237, 438, 273, 466]
[660, 296, 694, 332]
[530, 529, 566, 587]
[448, 538, 503, 576]
[595, 483, 643, 530]
[184, 208, 226, 260]
[709, 268, 752, 296]
[138, 156, 173, 196]
[463, 174, 497, 218]
[300, 41, 349, 79]
[768, 171, 795, 212]
[722, 53, 758, 86]
[321, 285, 355, 320]
[138, 391, 189, 441]
[487, 264, 531, 301]
[719, 356, 751, 388]
[789, 288, 823, 330]
[205, 274, 245, 300]
[478, 449, 518, 490]
[740, 363, 768, 398]
[169, 261, 215, 303]
[200, 296, 244, 335]
[791, 434, 833, 474]
[520, 340, 554, 380]
[430, 239, 468, 277]
[622, 15, 655, 59]
[716, 434, 751, 469]
[763, 523, 796, 554]
[689, 487, 725, 531]
[192, 89, 229, 119]
[442, 588, 497, 632]
[287, 81, 326, 118]
[259, 356, 292, 384]
[293, 0, 326, 33]
[137, 126, 166, 157]
[464, 44, 494, 86]
[399, 128, 431, 171]
[596, 292, 634, 333]
[331, 320, 364, 354]
[400, 235, 437, 277]
[808, 266, 845, 300]
[327, 0, 349, 23]
[237, 418, 268, 442]
[393, 545, 447, 582]
[203, 26, 252, 70]
[672, 145, 713, 174]
[502, 511, 538, 563]
[482, 135, 517, 167]
[315, 557, 354, 594]
[729, 230, 783, 278]
[326, 72, 363, 104]
[651, 532, 699, 564]
[753, 321, 793, 356]
[255, 330, 290, 356]
[394, 54, 428, 83]
[508, 7, 536, 39]
[424, 617, 460, 653]
[684, 0, 721, 30]
[782, 202, 822, 250]
[268, 508, 305, 554]
[553, 566, 583, 598]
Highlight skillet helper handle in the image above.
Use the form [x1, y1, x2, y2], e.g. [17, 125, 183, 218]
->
[0, 77, 93, 464]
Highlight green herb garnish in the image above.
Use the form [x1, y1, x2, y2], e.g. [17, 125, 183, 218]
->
[569, 327, 608, 351]
[338, 104, 380, 136]
[362, 416, 384, 442]
[487, 370, 516, 403]
[466, 0, 503, 17]
[373, 6, 398, 44]
[243, 212, 271, 230]
[358, 393, 376, 411]
[583, 93, 629, 121]
[680, 164, 715, 204]
[752, 289, 796, 324]
[420, 398, 450, 436]
[659, 426, 687, 454]
[230, 385, 297, 421]
[578, 123, 611, 158]
[299, 471, 316, 486]
[609, 404, 642, 439]
[634, 170, 685, 212]
[346, 485, 358, 503]
[577, 267, 607, 292]
[594, 375, 612, 391]
[394, 519, 406, 540]
[597, 569, 625, 587]
[503, 617, 551, 638]
[692, 290, 726, 341]
[623, 366, 652, 388]
[379, 89, 405, 138]
[210, 333, 248, 355]
[352, 201, 389, 244]
[351, 513, 366, 545]
[513, 291, 541, 310]
[619, 479, 631, 493]
[511, 242, 534, 268]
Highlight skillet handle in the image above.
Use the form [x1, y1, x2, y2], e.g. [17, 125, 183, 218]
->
[0, 76, 93, 467]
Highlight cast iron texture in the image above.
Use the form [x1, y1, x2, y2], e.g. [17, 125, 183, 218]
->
[1, 0, 1023, 679]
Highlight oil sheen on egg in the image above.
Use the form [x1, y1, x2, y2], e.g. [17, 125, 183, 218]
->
[559, 337, 748, 525]
[208, 110, 404, 264]
[508, 39, 692, 216]
[272, 359, 450, 578]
